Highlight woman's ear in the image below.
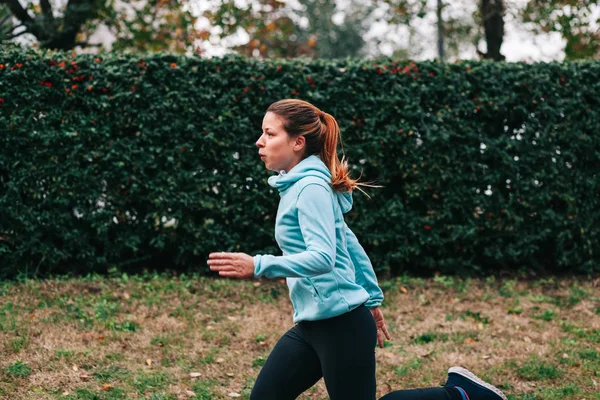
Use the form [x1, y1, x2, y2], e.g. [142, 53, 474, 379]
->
[293, 135, 306, 153]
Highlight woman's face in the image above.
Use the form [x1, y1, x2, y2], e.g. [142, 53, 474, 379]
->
[256, 111, 304, 172]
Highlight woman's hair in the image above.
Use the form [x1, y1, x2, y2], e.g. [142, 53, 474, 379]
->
[266, 99, 381, 197]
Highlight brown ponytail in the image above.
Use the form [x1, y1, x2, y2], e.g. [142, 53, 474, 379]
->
[266, 99, 382, 197]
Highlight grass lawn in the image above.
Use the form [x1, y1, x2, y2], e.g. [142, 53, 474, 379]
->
[1, 272, 599, 399]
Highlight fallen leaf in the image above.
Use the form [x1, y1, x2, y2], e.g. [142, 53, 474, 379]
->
[400, 286, 408, 293]
[477, 323, 484, 330]
[216, 358, 225, 363]
[189, 372, 201, 378]
[592, 378, 597, 387]
[146, 359, 152, 366]
[252, 282, 261, 287]
[464, 338, 476, 344]
[79, 373, 92, 380]
[226, 373, 234, 377]
[185, 390, 196, 397]
[97, 335, 104, 341]
[62, 391, 70, 396]
[562, 353, 569, 359]
[228, 392, 241, 397]
[482, 355, 491, 359]
[101, 384, 113, 391]
[227, 316, 238, 321]
[72, 365, 79, 371]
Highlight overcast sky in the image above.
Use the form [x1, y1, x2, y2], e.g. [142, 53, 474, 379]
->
[13, 0, 600, 61]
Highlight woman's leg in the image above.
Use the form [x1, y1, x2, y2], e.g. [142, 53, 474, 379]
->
[303, 304, 378, 400]
[250, 324, 323, 400]
[302, 304, 461, 400]
[379, 366, 508, 400]
[379, 387, 458, 400]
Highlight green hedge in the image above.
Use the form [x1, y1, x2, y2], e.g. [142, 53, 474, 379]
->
[1, 44, 598, 279]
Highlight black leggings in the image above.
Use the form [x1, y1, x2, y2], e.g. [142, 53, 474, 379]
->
[250, 304, 457, 400]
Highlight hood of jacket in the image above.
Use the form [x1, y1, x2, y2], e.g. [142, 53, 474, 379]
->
[267, 154, 353, 213]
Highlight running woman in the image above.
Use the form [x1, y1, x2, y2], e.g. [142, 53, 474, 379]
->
[207, 99, 507, 400]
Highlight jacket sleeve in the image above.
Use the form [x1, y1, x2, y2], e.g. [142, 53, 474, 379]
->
[344, 221, 384, 308]
[253, 183, 336, 278]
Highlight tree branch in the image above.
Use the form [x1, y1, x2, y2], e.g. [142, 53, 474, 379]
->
[1, 0, 34, 25]
[0, 14, 12, 27]
[8, 22, 26, 32]
[4, 27, 29, 40]
[64, 0, 96, 29]
[32, 0, 98, 49]
[40, 0, 54, 22]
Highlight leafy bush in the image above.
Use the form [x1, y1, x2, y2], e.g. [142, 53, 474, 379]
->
[1, 45, 598, 278]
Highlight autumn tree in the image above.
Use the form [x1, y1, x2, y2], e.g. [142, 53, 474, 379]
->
[474, 0, 600, 61]
[203, 0, 300, 58]
[203, 0, 375, 59]
[1, 0, 99, 49]
[520, 0, 600, 59]
[0, 0, 200, 54]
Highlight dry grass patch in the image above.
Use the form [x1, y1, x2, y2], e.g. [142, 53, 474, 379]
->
[0, 273, 599, 399]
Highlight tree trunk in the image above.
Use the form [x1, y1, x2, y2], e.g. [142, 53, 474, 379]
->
[480, 0, 505, 61]
[437, 0, 444, 62]
[3, 0, 96, 50]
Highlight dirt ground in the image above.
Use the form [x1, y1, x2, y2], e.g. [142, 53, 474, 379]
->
[1, 274, 599, 399]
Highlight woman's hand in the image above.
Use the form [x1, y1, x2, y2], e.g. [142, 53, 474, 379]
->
[207, 252, 255, 279]
[369, 306, 391, 348]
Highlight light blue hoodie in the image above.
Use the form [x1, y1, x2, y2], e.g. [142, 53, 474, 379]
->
[253, 154, 384, 323]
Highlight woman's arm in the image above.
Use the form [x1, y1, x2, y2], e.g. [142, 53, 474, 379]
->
[253, 183, 336, 279]
[344, 222, 384, 308]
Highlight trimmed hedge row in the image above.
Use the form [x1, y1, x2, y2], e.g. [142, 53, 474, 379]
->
[1, 44, 598, 279]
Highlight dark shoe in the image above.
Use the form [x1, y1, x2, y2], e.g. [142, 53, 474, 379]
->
[445, 366, 507, 400]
